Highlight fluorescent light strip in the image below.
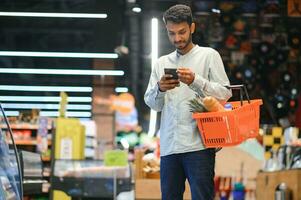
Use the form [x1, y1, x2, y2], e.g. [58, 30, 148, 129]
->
[115, 87, 128, 93]
[0, 51, 118, 59]
[1, 111, 19, 117]
[0, 12, 107, 19]
[2, 103, 91, 110]
[151, 18, 158, 68]
[132, 7, 142, 13]
[0, 85, 92, 92]
[0, 68, 124, 76]
[148, 18, 159, 137]
[40, 111, 91, 117]
[1, 111, 91, 117]
[0, 96, 92, 102]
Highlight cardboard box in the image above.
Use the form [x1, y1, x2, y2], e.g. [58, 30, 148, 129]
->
[256, 169, 301, 200]
[135, 179, 191, 200]
[134, 149, 191, 199]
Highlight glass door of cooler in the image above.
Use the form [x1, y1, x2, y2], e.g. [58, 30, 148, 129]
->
[51, 159, 132, 199]
[0, 106, 22, 200]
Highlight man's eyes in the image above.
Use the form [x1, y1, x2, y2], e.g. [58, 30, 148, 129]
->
[168, 31, 186, 35]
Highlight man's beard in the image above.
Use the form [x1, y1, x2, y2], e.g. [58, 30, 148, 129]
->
[175, 33, 192, 51]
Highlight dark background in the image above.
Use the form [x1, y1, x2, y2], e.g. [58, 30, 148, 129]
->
[0, 0, 300, 129]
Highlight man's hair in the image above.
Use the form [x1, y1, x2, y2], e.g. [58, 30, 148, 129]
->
[163, 4, 193, 25]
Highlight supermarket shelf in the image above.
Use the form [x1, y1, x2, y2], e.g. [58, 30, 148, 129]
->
[23, 180, 49, 195]
[52, 176, 132, 198]
[0, 123, 52, 130]
[9, 139, 52, 146]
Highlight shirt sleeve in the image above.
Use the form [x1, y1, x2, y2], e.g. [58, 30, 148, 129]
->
[144, 61, 166, 112]
[189, 49, 232, 103]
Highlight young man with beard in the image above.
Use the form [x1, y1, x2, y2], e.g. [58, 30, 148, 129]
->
[144, 4, 232, 200]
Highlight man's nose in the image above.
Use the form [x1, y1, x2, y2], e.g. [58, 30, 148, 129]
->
[174, 34, 181, 42]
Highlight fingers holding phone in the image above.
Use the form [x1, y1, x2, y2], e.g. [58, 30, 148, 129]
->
[177, 67, 195, 85]
[164, 68, 179, 80]
[158, 69, 180, 92]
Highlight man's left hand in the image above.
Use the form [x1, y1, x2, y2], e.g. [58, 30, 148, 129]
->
[177, 67, 195, 85]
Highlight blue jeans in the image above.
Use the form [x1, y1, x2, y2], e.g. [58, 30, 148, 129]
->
[160, 149, 216, 200]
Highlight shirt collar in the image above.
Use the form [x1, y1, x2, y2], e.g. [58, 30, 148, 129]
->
[175, 44, 198, 58]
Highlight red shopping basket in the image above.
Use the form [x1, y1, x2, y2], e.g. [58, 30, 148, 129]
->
[192, 85, 263, 148]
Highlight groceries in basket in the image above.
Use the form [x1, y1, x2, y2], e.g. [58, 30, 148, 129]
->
[191, 85, 263, 148]
[188, 95, 208, 113]
[203, 96, 225, 112]
[188, 95, 225, 113]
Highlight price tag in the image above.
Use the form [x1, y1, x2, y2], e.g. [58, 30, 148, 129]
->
[104, 150, 127, 166]
[60, 138, 72, 159]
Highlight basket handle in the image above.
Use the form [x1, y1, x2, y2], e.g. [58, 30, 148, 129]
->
[225, 84, 250, 106]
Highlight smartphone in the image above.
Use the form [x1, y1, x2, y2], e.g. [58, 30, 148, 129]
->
[164, 68, 178, 80]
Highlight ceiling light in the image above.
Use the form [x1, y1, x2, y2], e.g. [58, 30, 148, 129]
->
[115, 87, 128, 93]
[0, 85, 92, 92]
[2, 103, 91, 110]
[132, 7, 142, 13]
[1, 111, 19, 116]
[0, 68, 124, 76]
[1, 110, 91, 117]
[148, 18, 159, 137]
[114, 46, 129, 56]
[40, 111, 91, 117]
[0, 51, 118, 59]
[0, 12, 107, 19]
[0, 96, 92, 102]
[151, 18, 158, 69]
[211, 8, 221, 14]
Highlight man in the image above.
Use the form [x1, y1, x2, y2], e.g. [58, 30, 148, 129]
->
[144, 4, 232, 200]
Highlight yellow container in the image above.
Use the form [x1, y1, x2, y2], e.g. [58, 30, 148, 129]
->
[53, 118, 85, 200]
[54, 117, 85, 159]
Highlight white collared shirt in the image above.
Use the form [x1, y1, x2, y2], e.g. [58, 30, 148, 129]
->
[144, 45, 232, 156]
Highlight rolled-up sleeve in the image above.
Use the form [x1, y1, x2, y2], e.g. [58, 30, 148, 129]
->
[189, 49, 232, 103]
[144, 61, 165, 112]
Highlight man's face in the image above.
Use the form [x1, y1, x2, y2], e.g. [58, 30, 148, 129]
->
[166, 21, 195, 51]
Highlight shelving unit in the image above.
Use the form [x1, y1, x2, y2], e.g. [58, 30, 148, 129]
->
[0, 124, 52, 130]
[80, 120, 97, 159]
[9, 139, 52, 146]
[257, 169, 301, 200]
[0, 118, 54, 199]
[134, 149, 191, 200]
[0, 128, 22, 200]
[51, 160, 132, 199]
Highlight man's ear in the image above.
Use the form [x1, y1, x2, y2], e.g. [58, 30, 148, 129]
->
[190, 22, 196, 34]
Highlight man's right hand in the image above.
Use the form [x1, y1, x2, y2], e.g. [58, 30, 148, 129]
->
[158, 74, 180, 92]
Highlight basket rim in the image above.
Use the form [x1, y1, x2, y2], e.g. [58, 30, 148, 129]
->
[192, 99, 263, 119]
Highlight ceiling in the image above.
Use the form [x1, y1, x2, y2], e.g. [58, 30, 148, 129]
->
[0, 0, 125, 92]
[0, 0, 182, 120]
[3, 0, 299, 125]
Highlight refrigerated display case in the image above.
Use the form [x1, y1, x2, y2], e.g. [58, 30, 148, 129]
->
[51, 159, 132, 199]
[0, 104, 22, 200]
[19, 150, 47, 195]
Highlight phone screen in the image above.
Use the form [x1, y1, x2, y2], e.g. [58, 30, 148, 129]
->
[164, 68, 178, 80]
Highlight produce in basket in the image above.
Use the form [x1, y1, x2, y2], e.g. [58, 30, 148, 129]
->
[189, 95, 225, 113]
[188, 95, 208, 113]
[203, 96, 225, 112]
